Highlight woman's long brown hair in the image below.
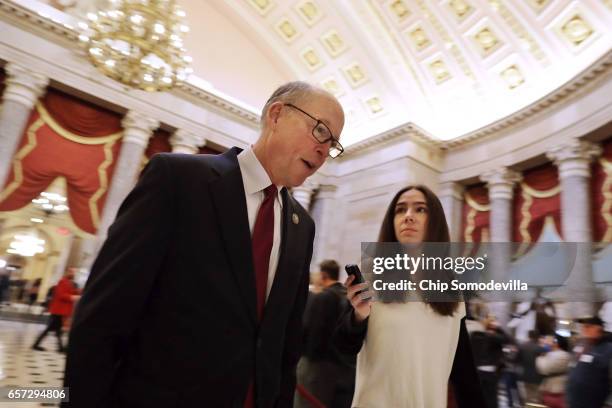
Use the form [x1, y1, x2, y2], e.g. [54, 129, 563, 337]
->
[377, 185, 459, 316]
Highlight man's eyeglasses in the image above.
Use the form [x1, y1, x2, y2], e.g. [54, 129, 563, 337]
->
[284, 103, 344, 158]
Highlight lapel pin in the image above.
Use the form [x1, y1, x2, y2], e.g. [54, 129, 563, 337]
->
[292, 213, 299, 225]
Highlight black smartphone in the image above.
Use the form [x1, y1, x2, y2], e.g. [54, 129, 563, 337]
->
[345, 264, 372, 301]
[345, 264, 365, 284]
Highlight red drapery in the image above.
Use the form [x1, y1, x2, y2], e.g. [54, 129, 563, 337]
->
[0, 89, 124, 234]
[145, 128, 172, 158]
[42, 89, 122, 136]
[199, 145, 222, 155]
[512, 163, 562, 246]
[592, 137, 612, 242]
[462, 184, 490, 243]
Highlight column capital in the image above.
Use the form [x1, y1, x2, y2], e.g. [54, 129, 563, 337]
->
[121, 111, 159, 147]
[480, 167, 522, 201]
[292, 179, 319, 210]
[547, 139, 602, 179]
[316, 184, 337, 199]
[438, 181, 464, 201]
[4, 63, 49, 108]
[170, 129, 204, 154]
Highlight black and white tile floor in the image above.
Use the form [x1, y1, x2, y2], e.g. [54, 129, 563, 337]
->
[0, 320, 64, 407]
[0, 319, 520, 408]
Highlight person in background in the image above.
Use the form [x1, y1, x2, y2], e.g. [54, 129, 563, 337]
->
[333, 185, 486, 408]
[470, 316, 509, 408]
[517, 329, 544, 403]
[296, 259, 355, 408]
[566, 316, 612, 408]
[31, 268, 80, 352]
[536, 334, 571, 408]
[27, 278, 42, 310]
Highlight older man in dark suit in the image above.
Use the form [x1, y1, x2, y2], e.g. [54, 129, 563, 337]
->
[63, 81, 345, 408]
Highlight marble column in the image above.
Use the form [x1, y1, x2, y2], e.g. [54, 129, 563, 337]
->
[170, 129, 204, 154]
[547, 139, 601, 317]
[0, 63, 49, 189]
[481, 167, 522, 325]
[292, 179, 318, 211]
[80, 111, 158, 269]
[438, 182, 465, 242]
[310, 184, 338, 269]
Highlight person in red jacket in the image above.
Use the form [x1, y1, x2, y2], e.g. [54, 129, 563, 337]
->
[32, 268, 80, 352]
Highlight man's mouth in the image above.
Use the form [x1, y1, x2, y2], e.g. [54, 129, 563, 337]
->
[301, 159, 314, 170]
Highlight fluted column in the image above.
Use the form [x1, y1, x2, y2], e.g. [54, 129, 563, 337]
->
[481, 168, 522, 243]
[78, 111, 158, 271]
[170, 129, 204, 154]
[481, 167, 522, 325]
[547, 139, 601, 317]
[438, 182, 464, 242]
[97, 111, 159, 239]
[292, 179, 318, 211]
[310, 184, 338, 269]
[0, 63, 49, 188]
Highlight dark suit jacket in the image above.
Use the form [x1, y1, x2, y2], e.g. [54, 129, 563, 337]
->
[63, 147, 315, 408]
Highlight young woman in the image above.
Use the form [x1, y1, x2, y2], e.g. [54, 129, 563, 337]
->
[334, 185, 487, 408]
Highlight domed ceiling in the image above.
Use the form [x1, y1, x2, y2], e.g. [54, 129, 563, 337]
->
[29, 0, 612, 145]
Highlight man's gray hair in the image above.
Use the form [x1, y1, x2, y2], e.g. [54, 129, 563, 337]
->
[261, 81, 328, 120]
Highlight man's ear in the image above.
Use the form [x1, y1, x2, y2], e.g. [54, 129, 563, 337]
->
[267, 102, 283, 127]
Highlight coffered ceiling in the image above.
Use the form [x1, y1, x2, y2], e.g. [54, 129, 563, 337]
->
[32, 0, 612, 145]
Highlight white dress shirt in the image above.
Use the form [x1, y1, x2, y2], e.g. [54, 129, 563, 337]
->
[237, 148, 283, 299]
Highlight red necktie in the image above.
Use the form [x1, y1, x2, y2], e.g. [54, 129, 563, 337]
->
[244, 184, 277, 408]
[252, 184, 277, 319]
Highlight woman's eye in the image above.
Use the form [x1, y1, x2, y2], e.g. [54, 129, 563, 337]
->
[395, 207, 405, 214]
[417, 207, 427, 213]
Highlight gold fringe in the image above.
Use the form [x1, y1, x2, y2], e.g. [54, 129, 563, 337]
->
[88, 140, 117, 230]
[465, 191, 490, 212]
[520, 182, 560, 198]
[601, 157, 612, 242]
[464, 207, 476, 242]
[0, 118, 44, 202]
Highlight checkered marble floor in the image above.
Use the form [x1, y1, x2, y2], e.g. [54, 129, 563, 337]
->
[0, 319, 517, 408]
[0, 320, 65, 407]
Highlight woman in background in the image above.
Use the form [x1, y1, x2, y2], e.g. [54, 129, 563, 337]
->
[334, 185, 487, 408]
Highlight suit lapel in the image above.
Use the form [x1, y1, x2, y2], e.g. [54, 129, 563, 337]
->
[208, 148, 258, 326]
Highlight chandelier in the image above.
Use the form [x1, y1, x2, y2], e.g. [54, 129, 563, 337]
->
[78, 0, 193, 92]
[7, 235, 46, 257]
[31, 191, 69, 221]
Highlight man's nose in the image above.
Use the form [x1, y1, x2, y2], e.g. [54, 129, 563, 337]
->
[314, 142, 328, 158]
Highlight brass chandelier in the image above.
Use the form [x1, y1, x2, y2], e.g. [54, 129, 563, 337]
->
[78, 0, 193, 92]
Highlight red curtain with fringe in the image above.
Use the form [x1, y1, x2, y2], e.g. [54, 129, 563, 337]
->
[461, 183, 490, 243]
[0, 88, 124, 234]
[592, 138, 612, 242]
[512, 163, 562, 244]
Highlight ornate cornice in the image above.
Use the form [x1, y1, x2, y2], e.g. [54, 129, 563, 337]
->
[0, 0, 259, 125]
[341, 122, 442, 158]
[441, 49, 612, 149]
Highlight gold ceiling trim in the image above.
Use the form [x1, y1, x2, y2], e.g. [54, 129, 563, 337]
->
[492, 0, 549, 66]
[295, 0, 324, 27]
[415, 0, 477, 82]
[442, 49, 612, 149]
[364, 0, 428, 98]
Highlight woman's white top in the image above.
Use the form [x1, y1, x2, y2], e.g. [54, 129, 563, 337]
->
[351, 301, 466, 408]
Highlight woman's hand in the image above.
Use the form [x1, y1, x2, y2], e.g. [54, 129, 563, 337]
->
[345, 274, 374, 323]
